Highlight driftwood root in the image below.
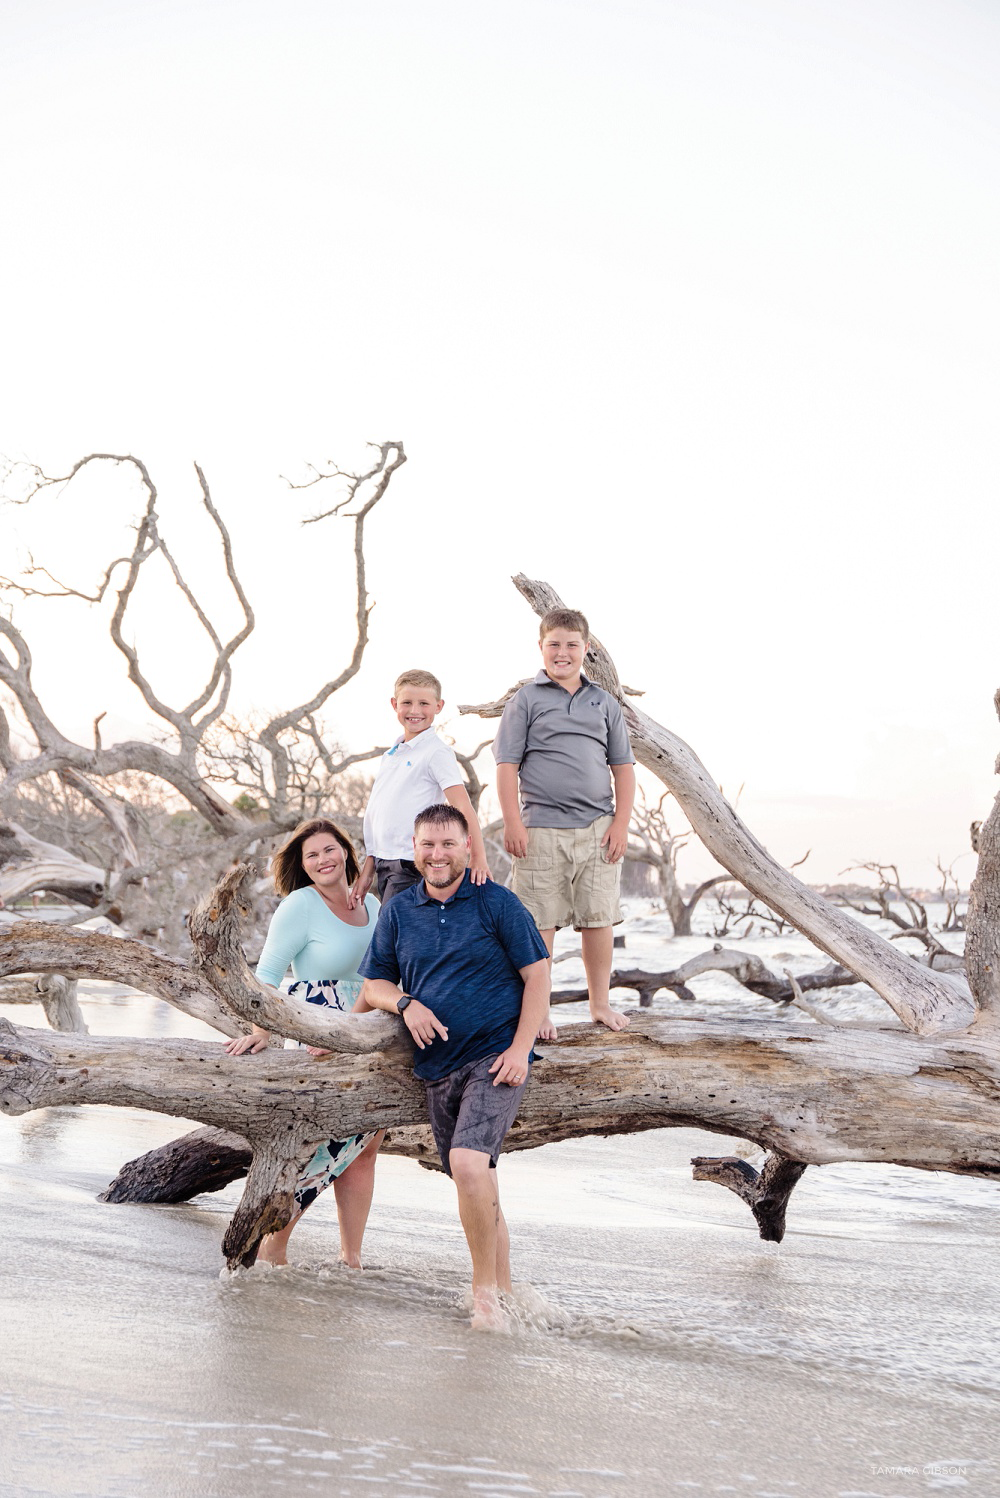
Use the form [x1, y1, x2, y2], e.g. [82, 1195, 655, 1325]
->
[691, 1151, 808, 1242]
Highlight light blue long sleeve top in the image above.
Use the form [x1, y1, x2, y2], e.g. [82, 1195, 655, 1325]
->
[255, 887, 381, 989]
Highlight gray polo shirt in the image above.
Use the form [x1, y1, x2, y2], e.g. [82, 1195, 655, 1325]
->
[492, 670, 635, 828]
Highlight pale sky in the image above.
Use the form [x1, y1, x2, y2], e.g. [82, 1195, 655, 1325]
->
[2, 0, 999, 886]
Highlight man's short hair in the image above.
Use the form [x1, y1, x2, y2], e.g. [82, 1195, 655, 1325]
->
[394, 668, 442, 698]
[538, 607, 589, 642]
[414, 802, 469, 837]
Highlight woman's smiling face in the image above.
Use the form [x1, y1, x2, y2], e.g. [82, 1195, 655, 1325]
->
[301, 831, 347, 889]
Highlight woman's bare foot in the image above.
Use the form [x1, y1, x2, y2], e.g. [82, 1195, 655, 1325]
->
[470, 1288, 510, 1333]
[257, 1236, 288, 1267]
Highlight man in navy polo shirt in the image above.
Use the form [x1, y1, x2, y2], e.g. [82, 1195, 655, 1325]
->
[358, 802, 550, 1332]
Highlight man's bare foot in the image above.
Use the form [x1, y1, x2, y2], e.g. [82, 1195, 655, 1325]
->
[339, 1252, 364, 1270]
[537, 1011, 557, 1042]
[590, 1004, 630, 1031]
[470, 1287, 510, 1333]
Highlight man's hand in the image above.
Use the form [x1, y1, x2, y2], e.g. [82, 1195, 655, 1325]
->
[601, 817, 629, 864]
[503, 819, 530, 859]
[489, 1047, 531, 1087]
[402, 998, 449, 1049]
[468, 854, 493, 886]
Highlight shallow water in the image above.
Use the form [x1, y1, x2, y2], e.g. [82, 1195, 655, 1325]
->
[2, 911, 998, 1497]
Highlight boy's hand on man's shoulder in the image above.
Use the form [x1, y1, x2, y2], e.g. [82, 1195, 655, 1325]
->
[469, 856, 493, 886]
[503, 820, 530, 859]
[601, 819, 630, 864]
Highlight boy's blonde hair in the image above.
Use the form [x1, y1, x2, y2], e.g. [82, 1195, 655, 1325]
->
[394, 668, 443, 698]
[538, 608, 589, 643]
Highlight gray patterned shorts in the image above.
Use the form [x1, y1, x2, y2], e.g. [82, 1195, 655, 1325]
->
[425, 1053, 529, 1174]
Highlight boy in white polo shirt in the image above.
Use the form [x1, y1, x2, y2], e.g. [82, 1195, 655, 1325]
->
[352, 669, 492, 906]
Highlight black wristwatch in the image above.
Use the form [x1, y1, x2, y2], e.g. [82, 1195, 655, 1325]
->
[396, 995, 413, 1014]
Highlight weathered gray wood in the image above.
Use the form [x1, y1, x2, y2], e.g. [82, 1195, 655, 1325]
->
[0, 974, 88, 1032]
[691, 1152, 809, 1241]
[551, 950, 862, 1010]
[6, 1004, 1000, 1264]
[0, 922, 245, 1038]
[0, 821, 105, 905]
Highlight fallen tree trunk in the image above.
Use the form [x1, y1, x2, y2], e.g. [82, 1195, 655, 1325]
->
[101, 1124, 252, 1202]
[6, 1004, 1000, 1263]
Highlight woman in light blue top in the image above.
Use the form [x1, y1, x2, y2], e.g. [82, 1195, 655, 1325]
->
[225, 817, 383, 1267]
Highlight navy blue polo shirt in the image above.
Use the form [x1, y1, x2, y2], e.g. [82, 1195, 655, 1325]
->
[358, 871, 549, 1081]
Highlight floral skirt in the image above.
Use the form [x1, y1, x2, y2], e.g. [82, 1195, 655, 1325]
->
[288, 978, 379, 1215]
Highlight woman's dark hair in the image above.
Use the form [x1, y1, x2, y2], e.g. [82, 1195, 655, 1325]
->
[270, 818, 360, 897]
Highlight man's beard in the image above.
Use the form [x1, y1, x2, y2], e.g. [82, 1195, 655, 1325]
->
[421, 862, 462, 887]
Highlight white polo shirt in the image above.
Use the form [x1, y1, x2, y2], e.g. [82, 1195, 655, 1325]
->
[362, 728, 463, 859]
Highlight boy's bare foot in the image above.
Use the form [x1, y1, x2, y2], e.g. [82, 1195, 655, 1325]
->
[470, 1287, 510, 1333]
[537, 1012, 557, 1042]
[590, 1004, 630, 1032]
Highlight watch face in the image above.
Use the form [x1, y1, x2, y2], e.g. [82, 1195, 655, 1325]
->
[397, 996, 411, 1014]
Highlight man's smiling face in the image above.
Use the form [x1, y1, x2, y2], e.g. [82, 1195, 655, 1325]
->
[413, 819, 470, 893]
[392, 686, 444, 740]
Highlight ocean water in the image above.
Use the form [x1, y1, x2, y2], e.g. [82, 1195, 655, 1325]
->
[2, 909, 998, 1498]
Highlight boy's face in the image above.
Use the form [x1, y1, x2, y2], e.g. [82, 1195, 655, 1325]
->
[392, 686, 444, 739]
[539, 630, 588, 685]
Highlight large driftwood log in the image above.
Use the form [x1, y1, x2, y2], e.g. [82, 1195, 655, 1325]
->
[6, 1007, 1000, 1263]
[0, 821, 105, 905]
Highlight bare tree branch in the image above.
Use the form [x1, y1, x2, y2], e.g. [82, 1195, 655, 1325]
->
[258, 442, 407, 815]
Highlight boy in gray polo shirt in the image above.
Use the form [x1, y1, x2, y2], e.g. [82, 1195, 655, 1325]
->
[492, 607, 635, 1033]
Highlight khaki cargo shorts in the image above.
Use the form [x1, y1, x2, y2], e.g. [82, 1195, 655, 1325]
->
[512, 815, 622, 931]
